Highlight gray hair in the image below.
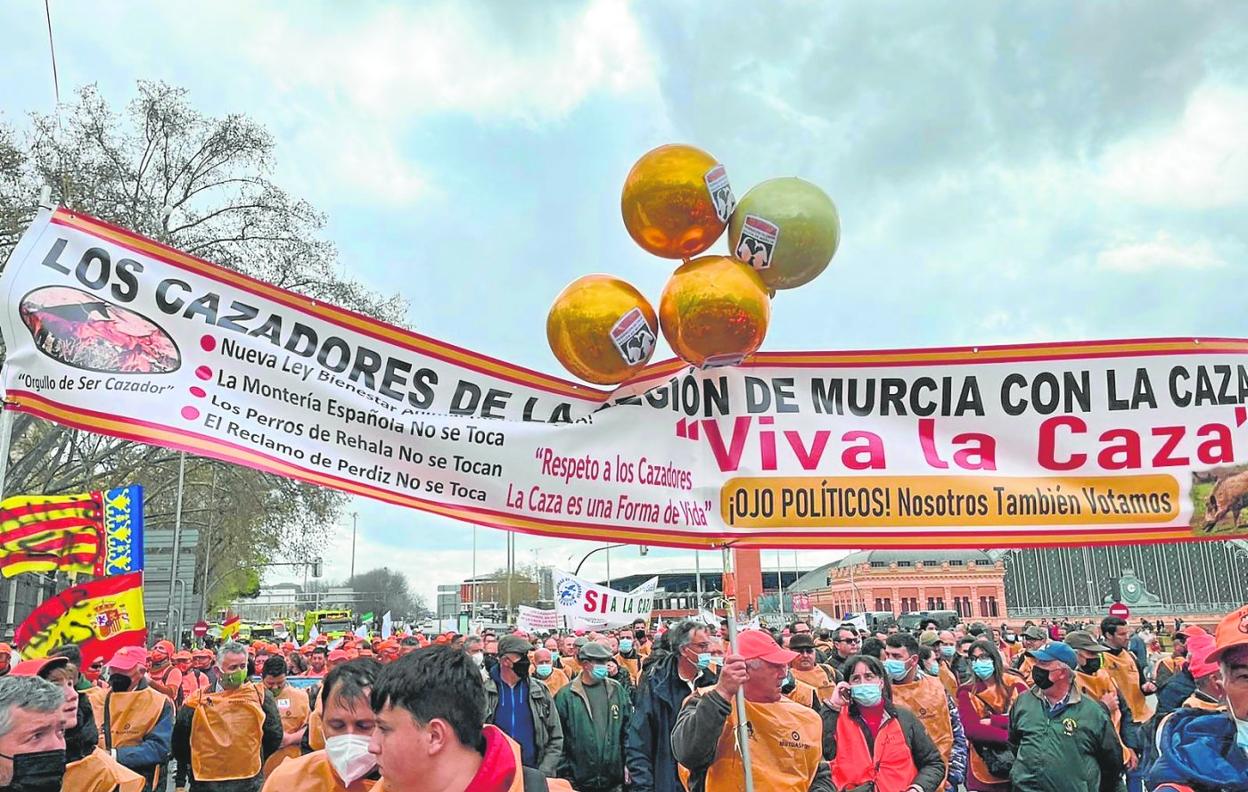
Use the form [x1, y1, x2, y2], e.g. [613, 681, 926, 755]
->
[667, 620, 704, 652]
[0, 676, 63, 739]
[217, 640, 249, 665]
[464, 636, 483, 650]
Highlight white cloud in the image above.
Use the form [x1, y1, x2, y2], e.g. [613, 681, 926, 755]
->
[1096, 233, 1226, 272]
[1099, 83, 1248, 209]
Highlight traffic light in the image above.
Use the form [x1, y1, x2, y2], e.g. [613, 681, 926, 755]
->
[311, 557, 323, 578]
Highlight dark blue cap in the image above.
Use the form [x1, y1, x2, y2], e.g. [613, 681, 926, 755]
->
[1031, 641, 1077, 669]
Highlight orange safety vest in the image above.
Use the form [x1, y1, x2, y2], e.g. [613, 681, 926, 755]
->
[784, 678, 820, 710]
[937, 665, 959, 698]
[560, 656, 582, 677]
[616, 654, 640, 684]
[306, 709, 326, 751]
[150, 664, 184, 703]
[177, 668, 211, 706]
[262, 684, 311, 777]
[97, 688, 167, 751]
[185, 683, 268, 782]
[690, 694, 824, 792]
[962, 680, 1023, 785]
[261, 749, 377, 792]
[1180, 692, 1224, 712]
[1101, 649, 1152, 723]
[831, 709, 920, 792]
[891, 675, 954, 769]
[537, 667, 570, 696]
[66, 747, 146, 792]
[1074, 669, 1135, 765]
[791, 664, 836, 701]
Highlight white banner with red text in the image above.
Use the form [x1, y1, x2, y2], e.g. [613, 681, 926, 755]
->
[3, 209, 1248, 549]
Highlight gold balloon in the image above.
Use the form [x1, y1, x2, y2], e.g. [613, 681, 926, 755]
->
[547, 275, 659, 385]
[621, 144, 734, 259]
[659, 256, 770, 368]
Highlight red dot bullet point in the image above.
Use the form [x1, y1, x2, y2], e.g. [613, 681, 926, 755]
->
[195, 366, 212, 381]
[189, 386, 206, 398]
[181, 406, 200, 421]
[200, 335, 217, 352]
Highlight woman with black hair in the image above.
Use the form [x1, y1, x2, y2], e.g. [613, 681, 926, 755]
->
[822, 654, 946, 792]
[956, 639, 1027, 791]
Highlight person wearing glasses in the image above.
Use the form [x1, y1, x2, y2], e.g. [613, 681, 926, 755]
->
[830, 628, 860, 666]
[788, 633, 838, 702]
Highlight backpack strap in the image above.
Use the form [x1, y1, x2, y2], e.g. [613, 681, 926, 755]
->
[521, 767, 549, 792]
[102, 692, 114, 752]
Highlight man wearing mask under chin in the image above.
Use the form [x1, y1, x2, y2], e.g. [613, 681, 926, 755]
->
[1007, 641, 1123, 791]
[172, 640, 283, 792]
[1148, 604, 1248, 792]
[262, 659, 382, 792]
[553, 642, 632, 792]
[0, 675, 67, 792]
[96, 645, 175, 792]
[625, 620, 718, 792]
[483, 635, 564, 777]
[671, 629, 831, 792]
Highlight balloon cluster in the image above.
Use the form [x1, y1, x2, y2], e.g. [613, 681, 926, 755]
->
[547, 144, 839, 384]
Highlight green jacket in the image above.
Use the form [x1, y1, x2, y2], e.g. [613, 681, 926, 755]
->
[1008, 684, 1124, 792]
[553, 675, 632, 792]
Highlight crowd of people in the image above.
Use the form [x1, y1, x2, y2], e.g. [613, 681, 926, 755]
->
[0, 605, 1244, 792]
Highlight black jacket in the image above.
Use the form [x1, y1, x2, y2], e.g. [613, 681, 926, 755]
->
[624, 653, 717, 792]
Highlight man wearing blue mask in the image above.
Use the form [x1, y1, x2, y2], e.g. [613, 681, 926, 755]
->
[625, 620, 717, 792]
[885, 633, 968, 790]
[1148, 604, 1248, 792]
[615, 633, 641, 686]
[553, 642, 632, 792]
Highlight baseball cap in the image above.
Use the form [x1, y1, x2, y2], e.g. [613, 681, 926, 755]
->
[497, 635, 532, 656]
[192, 649, 212, 660]
[1022, 626, 1046, 641]
[1207, 604, 1248, 665]
[328, 649, 349, 662]
[1064, 631, 1110, 653]
[0, 643, 12, 655]
[1180, 625, 1209, 639]
[108, 645, 149, 672]
[1186, 633, 1220, 679]
[735, 629, 798, 665]
[918, 630, 940, 647]
[9, 656, 68, 678]
[1031, 641, 1078, 669]
[173, 651, 192, 662]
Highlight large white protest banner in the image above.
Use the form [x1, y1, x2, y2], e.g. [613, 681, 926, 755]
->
[553, 571, 657, 629]
[4, 209, 1248, 549]
[516, 605, 559, 633]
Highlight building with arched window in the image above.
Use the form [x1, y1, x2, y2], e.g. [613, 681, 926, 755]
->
[790, 550, 1007, 620]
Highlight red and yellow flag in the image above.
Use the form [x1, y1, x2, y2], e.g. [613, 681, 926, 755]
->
[14, 571, 146, 665]
[0, 493, 104, 578]
[220, 613, 241, 640]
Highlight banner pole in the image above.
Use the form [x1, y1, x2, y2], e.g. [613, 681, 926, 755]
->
[0, 408, 17, 635]
[721, 545, 755, 792]
[167, 451, 186, 644]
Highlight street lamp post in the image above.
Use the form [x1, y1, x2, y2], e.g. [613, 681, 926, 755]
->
[574, 543, 629, 576]
[350, 512, 358, 580]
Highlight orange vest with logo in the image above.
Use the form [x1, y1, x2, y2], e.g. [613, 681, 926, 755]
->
[963, 680, 1023, 785]
[791, 664, 836, 701]
[262, 684, 311, 777]
[832, 709, 920, 792]
[699, 696, 824, 792]
[185, 683, 268, 781]
[66, 747, 146, 792]
[1075, 669, 1135, 764]
[891, 675, 954, 767]
[97, 688, 167, 751]
[261, 749, 377, 792]
[1101, 649, 1152, 722]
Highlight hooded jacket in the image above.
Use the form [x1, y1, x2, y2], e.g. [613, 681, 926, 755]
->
[1147, 707, 1248, 791]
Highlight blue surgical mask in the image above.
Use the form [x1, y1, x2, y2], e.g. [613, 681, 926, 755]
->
[619, 640, 634, 653]
[590, 664, 610, 680]
[851, 683, 883, 707]
[972, 659, 995, 680]
[695, 652, 712, 669]
[1232, 712, 1248, 751]
[940, 645, 956, 659]
[883, 658, 909, 681]
[925, 662, 941, 676]
[535, 664, 552, 678]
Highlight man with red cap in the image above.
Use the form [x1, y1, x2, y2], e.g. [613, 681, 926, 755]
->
[0, 643, 12, 677]
[12, 655, 145, 792]
[192, 649, 220, 689]
[1155, 626, 1214, 721]
[671, 629, 830, 791]
[97, 644, 176, 792]
[149, 640, 184, 704]
[1147, 605, 1248, 791]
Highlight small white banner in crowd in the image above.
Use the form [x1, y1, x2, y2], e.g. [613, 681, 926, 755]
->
[516, 604, 560, 633]
[553, 570, 657, 629]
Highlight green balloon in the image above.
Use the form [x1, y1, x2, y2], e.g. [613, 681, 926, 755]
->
[727, 177, 840, 290]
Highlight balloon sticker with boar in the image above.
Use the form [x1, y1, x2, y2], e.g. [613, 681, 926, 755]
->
[547, 143, 840, 384]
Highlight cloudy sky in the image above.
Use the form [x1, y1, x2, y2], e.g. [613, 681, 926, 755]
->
[1, 1, 1245, 605]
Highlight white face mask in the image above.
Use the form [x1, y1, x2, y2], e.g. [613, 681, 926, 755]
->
[324, 733, 377, 785]
[471, 652, 485, 666]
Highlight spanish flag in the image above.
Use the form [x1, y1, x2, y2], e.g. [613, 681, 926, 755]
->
[14, 571, 146, 665]
[0, 493, 104, 578]
[220, 613, 241, 640]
